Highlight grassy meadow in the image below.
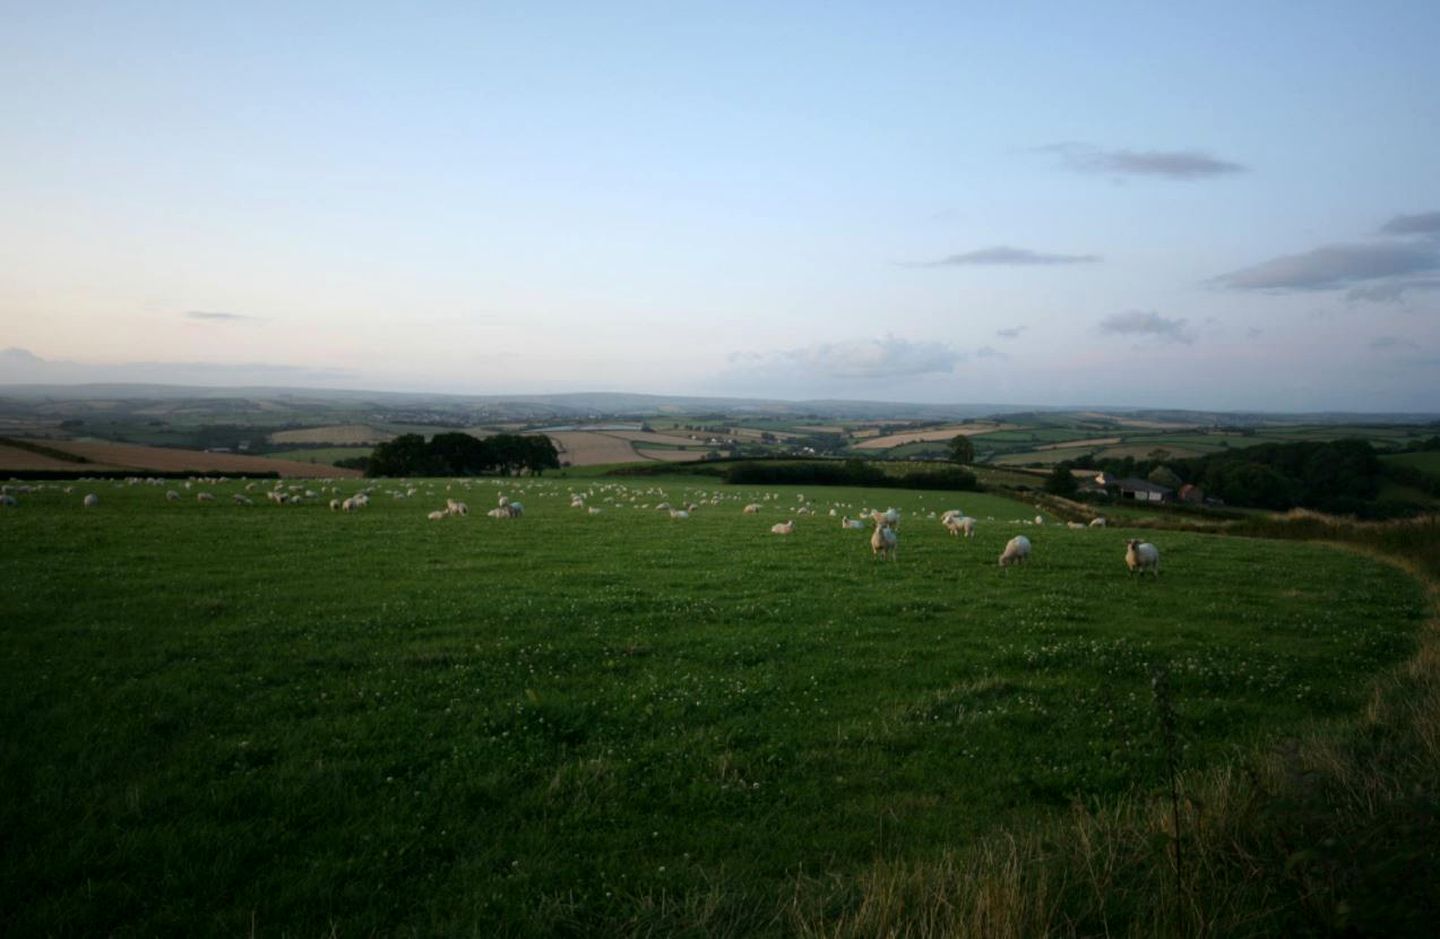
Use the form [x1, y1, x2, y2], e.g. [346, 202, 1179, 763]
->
[0, 476, 1429, 935]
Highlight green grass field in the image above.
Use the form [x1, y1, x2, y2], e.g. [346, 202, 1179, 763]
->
[0, 477, 1427, 934]
[266, 446, 375, 464]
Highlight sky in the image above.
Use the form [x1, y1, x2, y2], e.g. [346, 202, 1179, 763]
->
[3, 1, 1439, 412]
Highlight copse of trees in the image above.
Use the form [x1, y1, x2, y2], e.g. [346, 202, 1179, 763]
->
[365, 432, 560, 478]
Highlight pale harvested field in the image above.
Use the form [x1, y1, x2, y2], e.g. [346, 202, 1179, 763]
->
[269, 424, 394, 445]
[0, 443, 125, 472]
[601, 430, 707, 447]
[1034, 436, 1122, 451]
[854, 424, 1011, 450]
[791, 425, 846, 433]
[549, 432, 643, 466]
[728, 427, 801, 441]
[1095, 443, 1206, 460]
[13, 440, 362, 478]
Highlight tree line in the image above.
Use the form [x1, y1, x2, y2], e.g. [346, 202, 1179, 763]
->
[364, 433, 560, 478]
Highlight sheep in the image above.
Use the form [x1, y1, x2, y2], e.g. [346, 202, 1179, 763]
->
[329, 499, 342, 511]
[1089, 517, 1107, 528]
[770, 520, 795, 535]
[165, 490, 180, 502]
[1125, 539, 1160, 576]
[1034, 515, 1044, 526]
[506, 501, 524, 518]
[940, 509, 965, 525]
[871, 518, 898, 561]
[197, 492, 215, 503]
[669, 509, 690, 520]
[1067, 521, 1085, 530]
[841, 516, 866, 530]
[83, 493, 99, 508]
[427, 510, 446, 521]
[0, 494, 16, 508]
[944, 515, 977, 538]
[587, 507, 603, 515]
[446, 499, 468, 517]
[999, 535, 1031, 567]
[233, 494, 253, 506]
[487, 507, 511, 519]
[742, 503, 762, 514]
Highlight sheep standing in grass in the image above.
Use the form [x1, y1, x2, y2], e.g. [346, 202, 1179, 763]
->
[841, 516, 865, 530]
[999, 535, 1031, 567]
[166, 490, 180, 502]
[83, 493, 99, 508]
[743, 503, 761, 514]
[1125, 539, 1160, 576]
[197, 492, 215, 503]
[446, 499, 468, 517]
[945, 515, 976, 538]
[871, 518, 898, 561]
[770, 520, 795, 535]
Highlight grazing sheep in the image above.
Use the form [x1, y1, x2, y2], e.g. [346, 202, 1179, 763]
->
[743, 503, 763, 514]
[1034, 515, 1044, 526]
[1089, 517, 1107, 528]
[506, 501, 524, 518]
[841, 516, 866, 530]
[233, 494, 253, 506]
[446, 499, 469, 517]
[487, 507, 512, 519]
[329, 499, 342, 511]
[197, 492, 215, 503]
[83, 493, 99, 508]
[166, 490, 180, 502]
[587, 507, 602, 515]
[999, 535, 1031, 567]
[427, 510, 446, 521]
[770, 520, 795, 535]
[945, 515, 977, 538]
[669, 509, 690, 520]
[1125, 539, 1161, 576]
[940, 509, 965, 525]
[871, 519, 898, 561]
[1067, 521, 1085, 530]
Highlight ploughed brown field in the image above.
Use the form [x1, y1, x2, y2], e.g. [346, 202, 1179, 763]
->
[0, 439, 362, 478]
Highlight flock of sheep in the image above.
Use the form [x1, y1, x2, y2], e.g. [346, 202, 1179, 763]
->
[3, 475, 1162, 577]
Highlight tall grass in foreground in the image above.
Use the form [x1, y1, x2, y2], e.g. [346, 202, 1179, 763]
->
[787, 512, 1440, 938]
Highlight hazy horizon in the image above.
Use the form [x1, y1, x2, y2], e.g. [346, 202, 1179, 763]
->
[4, 4, 1439, 412]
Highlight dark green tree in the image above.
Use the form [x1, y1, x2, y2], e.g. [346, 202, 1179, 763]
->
[947, 434, 975, 465]
[1044, 464, 1079, 496]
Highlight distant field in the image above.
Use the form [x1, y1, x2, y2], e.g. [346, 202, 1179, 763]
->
[269, 424, 393, 445]
[3, 439, 361, 477]
[550, 431, 645, 466]
[854, 423, 1008, 450]
[0, 475, 1424, 934]
[1384, 451, 1440, 477]
[0, 441, 125, 472]
[266, 446, 374, 465]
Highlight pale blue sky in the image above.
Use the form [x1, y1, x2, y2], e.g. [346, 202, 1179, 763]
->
[3, 1, 1439, 410]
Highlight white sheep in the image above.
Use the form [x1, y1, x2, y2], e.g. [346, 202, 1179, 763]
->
[841, 516, 866, 530]
[427, 510, 446, 521]
[83, 493, 99, 508]
[742, 503, 762, 514]
[446, 499, 469, 517]
[999, 535, 1031, 567]
[1034, 514, 1044, 526]
[197, 492, 215, 503]
[165, 490, 180, 502]
[669, 509, 690, 520]
[770, 520, 795, 535]
[1067, 521, 1085, 530]
[940, 509, 965, 524]
[871, 518, 898, 561]
[329, 499, 342, 511]
[944, 515, 976, 538]
[1125, 539, 1161, 576]
[1089, 517, 1107, 528]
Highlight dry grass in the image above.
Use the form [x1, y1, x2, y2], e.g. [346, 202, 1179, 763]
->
[855, 424, 1010, 451]
[548, 431, 644, 466]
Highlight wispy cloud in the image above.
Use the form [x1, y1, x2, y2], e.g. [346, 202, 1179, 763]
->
[1369, 336, 1421, 352]
[996, 325, 1027, 339]
[1042, 143, 1245, 179]
[1346, 277, 1440, 303]
[1379, 211, 1440, 237]
[729, 336, 963, 380]
[1215, 242, 1440, 291]
[185, 310, 258, 322]
[1097, 311, 1194, 344]
[909, 246, 1100, 267]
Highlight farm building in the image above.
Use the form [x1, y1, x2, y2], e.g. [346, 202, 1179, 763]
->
[1178, 483, 1206, 504]
[1113, 477, 1172, 503]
